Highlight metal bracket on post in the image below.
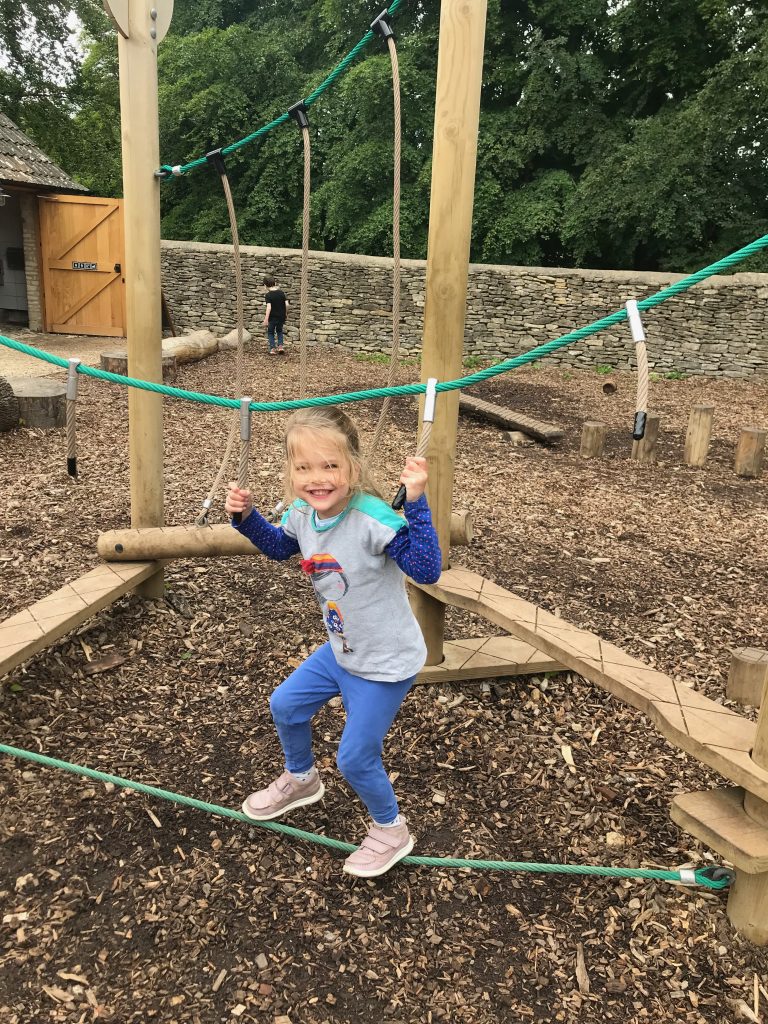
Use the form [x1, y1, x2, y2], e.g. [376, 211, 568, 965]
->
[288, 100, 309, 131]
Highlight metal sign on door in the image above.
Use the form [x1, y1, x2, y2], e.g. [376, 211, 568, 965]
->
[39, 194, 126, 337]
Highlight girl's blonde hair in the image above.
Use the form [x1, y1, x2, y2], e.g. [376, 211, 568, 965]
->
[282, 407, 383, 505]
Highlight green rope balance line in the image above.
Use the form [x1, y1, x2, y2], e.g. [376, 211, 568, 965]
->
[1, 234, 766, 414]
[0, 743, 732, 889]
[157, 0, 405, 179]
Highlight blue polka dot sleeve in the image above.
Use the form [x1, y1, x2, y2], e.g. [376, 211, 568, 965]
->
[232, 509, 300, 561]
[385, 494, 442, 584]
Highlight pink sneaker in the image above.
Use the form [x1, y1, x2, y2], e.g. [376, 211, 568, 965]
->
[242, 769, 324, 821]
[343, 818, 414, 878]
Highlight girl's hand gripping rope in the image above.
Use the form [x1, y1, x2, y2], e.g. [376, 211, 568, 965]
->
[226, 482, 254, 523]
[397, 457, 429, 503]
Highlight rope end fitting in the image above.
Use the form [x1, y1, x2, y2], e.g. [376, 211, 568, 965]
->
[205, 148, 227, 178]
[288, 100, 309, 131]
[695, 865, 735, 890]
[195, 498, 214, 528]
[625, 299, 646, 344]
[155, 165, 184, 180]
[632, 411, 647, 441]
[371, 9, 395, 41]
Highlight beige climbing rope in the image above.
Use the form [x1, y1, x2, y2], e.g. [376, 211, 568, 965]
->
[369, 17, 403, 455]
[626, 300, 650, 440]
[195, 151, 248, 525]
[391, 377, 437, 509]
[66, 357, 80, 478]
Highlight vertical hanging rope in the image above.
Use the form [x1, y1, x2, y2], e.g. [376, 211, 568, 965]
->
[626, 300, 650, 440]
[289, 102, 312, 401]
[195, 150, 247, 525]
[65, 357, 80, 478]
[369, 13, 402, 455]
[391, 378, 437, 509]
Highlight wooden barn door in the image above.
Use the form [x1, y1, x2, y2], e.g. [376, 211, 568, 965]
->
[39, 194, 126, 337]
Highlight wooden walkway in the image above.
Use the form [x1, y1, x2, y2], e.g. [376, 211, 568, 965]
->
[0, 561, 158, 678]
[414, 566, 768, 802]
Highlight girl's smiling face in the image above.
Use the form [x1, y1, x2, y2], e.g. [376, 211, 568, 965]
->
[289, 431, 357, 519]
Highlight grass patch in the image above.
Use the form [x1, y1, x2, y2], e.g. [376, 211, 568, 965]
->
[595, 364, 614, 375]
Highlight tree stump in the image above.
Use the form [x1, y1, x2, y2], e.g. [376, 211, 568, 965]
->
[5, 377, 65, 428]
[580, 421, 606, 459]
[727, 648, 768, 707]
[101, 350, 178, 383]
[734, 427, 766, 479]
[684, 405, 714, 468]
[631, 414, 660, 464]
[0, 375, 20, 432]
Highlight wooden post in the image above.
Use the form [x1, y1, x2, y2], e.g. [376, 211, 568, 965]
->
[409, 0, 488, 664]
[580, 421, 606, 459]
[631, 413, 660, 464]
[734, 427, 766, 479]
[110, 0, 173, 598]
[684, 404, 714, 468]
[727, 648, 768, 708]
[727, 677, 768, 943]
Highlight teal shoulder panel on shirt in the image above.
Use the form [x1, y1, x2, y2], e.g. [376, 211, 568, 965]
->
[351, 492, 406, 532]
[281, 498, 309, 527]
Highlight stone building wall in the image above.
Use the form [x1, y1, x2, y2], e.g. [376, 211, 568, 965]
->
[161, 240, 768, 378]
[19, 194, 43, 331]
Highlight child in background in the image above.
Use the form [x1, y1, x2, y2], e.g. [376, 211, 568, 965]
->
[225, 407, 441, 877]
[262, 275, 288, 355]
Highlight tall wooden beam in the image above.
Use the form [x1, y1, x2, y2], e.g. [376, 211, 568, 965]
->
[411, 0, 488, 664]
[110, 0, 173, 598]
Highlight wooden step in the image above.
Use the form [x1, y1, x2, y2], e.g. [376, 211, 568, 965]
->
[0, 561, 158, 679]
[459, 393, 564, 443]
[671, 788, 768, 874]
[414, 566, 768, 802]
[416, 635, 562, 684]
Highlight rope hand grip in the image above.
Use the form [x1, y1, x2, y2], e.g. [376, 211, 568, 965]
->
[392, 377, 437, 510]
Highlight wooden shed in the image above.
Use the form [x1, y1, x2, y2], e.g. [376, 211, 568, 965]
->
[0, 113, 126, 337]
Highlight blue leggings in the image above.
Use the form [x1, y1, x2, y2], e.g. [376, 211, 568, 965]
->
[269, 642, 413, 824]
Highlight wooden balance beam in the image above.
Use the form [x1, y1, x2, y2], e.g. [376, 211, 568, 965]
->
[0, 561, 158, 679]
[97, 512, 475, 561]
[412, 566, 768, 944]
[459, 393, 564, 443]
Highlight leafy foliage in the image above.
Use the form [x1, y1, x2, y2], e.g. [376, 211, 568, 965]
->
[5, 0, 767, 272]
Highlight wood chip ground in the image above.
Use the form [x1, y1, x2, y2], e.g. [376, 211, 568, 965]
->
[1, 338, 767, 1022]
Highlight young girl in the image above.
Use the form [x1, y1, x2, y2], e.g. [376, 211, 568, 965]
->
[225, 406, 441, 877]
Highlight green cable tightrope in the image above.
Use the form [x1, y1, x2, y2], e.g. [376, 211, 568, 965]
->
[1, 233, 766, 413]
[0, 744, 730, 887]
[157, 0, 404, 178]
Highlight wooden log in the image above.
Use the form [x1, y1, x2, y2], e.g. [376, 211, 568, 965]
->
[734, 427, 766, 479]
[0, 375, 20, 432]
[218, 328, 253, 351]
[684, 404, 714, 468]
[727, 648, 768, 708]
[162, 329, 218, 364]
[580, 421, 606, 459]
[630, 413, 660, 464]
[101, 350, 177, 382]
[459, 393, 563, 443]
[99, 509, 475, 561]
[450, 510, 473, 548]
[5, 376, 65, 428]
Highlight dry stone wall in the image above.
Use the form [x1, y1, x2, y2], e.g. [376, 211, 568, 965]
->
[161, 240, 768, 378]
